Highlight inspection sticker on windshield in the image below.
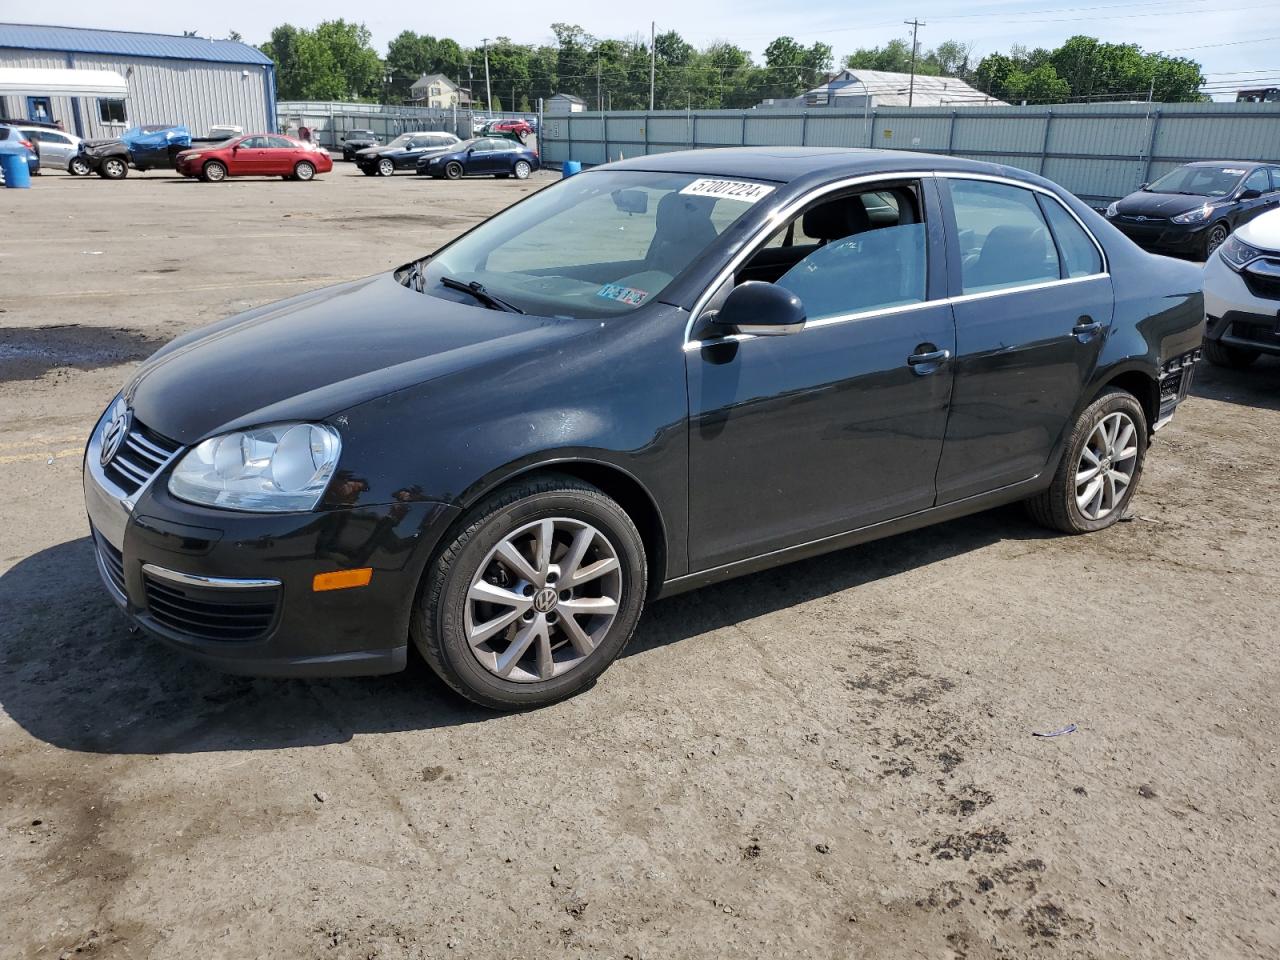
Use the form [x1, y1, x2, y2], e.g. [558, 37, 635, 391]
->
[679, 178, 775, 203]
[597, 284, 650, 306]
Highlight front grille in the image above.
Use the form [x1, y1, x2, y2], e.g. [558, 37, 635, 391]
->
[142, 571, 279, 642]
[1118, 215, 1168, 225]
[103, 419, 182, 496]
[1242, 269, 1280, 301]
[1230, 321, 1280, 348]
[94, 533, 127, 599]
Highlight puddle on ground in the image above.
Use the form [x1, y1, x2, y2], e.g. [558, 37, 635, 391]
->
[0, 325, 166, 383]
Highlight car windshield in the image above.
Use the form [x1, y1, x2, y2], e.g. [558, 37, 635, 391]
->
[409, 170, 772, 319]
[385, 134, 415, 149]
[1146, 165, 1247, 197]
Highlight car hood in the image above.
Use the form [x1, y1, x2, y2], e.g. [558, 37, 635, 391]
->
[124, 273, 577, 445]
[1114, 191, 1218, 218]
[1237, 207, 1280, 253]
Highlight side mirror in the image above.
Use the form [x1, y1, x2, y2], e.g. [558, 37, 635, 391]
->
[707, 281, 806, 337]
[1138, 182, 1149, 190]
[1239, 188, 1262, 200]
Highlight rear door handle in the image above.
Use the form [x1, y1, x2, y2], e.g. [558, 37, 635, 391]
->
[907, 347, 951, 374]
[1073, 319, 1103, 342]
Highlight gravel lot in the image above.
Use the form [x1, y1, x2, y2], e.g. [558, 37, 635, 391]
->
[2, 165, 1279, 960]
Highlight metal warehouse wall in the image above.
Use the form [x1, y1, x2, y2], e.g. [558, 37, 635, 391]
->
[540, 102, 1280, 204]
[0, 47, 271, 139]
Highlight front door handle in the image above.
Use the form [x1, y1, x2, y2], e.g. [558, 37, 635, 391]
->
[1073, 318, 1102, 342]
[907, 346, 951, 375]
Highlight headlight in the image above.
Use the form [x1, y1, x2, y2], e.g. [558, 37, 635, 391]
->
[1218, 233, 1263, 271]
[1171, 203, 1212, 225]
[169, 422, 341, 512]
[184, 152, 203, 161]
[1105, 201, 1119, 218]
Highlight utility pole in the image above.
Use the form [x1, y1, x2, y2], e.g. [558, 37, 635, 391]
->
[649, 21, 656, 111]
[482, 38, 493, 114]
[904, 18, 925, 107]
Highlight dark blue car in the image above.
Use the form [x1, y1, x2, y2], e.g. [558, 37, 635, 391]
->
[0, 124, 40, 176]
[417, 137, 539, 180]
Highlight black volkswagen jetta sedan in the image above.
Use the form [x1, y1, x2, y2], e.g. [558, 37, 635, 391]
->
[84, 148, 1203, 710]
[1105, 160, 1280, 259]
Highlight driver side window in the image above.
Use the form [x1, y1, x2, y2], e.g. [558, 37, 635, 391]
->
[1244, 168, 1269, 194]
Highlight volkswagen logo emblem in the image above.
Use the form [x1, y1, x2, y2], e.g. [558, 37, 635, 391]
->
[532, 587, 559, 614]
[100, 404, 131, 467]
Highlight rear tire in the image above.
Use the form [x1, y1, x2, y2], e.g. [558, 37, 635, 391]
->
[412, 475, 647, 711]
[513, 160, 532, 180]
[1203, 337, 1259, 369]
[1026, 388, 1148, 534]
[294, 160, 316, 182]
[444, 161, 464, 180]
[202, 160, 227, 183]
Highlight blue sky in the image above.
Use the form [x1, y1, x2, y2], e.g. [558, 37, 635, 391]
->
[29, 0, 1279, 99]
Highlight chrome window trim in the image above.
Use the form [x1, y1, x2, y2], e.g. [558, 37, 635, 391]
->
[685, 168, 1110, 348]
[141, 563, 281, 590]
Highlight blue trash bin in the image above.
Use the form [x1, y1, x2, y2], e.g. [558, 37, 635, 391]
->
[561, 160, 582, 178]
[0, 149, 32, 189]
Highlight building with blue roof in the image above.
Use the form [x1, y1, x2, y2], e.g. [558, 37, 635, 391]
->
[0, 22, 275, 141]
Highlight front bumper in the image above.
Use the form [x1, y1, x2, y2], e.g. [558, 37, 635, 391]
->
[83, 408, 458, 677]
[1109, 217, 1209, 254]
[1203, 252, 1280, 356]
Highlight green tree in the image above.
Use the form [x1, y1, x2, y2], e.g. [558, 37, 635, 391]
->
[260, 21, 382, 101]
[1005, 64, 1071, 103]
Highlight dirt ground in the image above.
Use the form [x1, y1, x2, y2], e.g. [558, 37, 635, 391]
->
[2, 165, 1279, 960]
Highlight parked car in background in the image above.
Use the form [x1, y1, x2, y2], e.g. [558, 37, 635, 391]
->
[417, 137, 539, 180]
[174, 134, 332, 182]
[356, 132, 460, 176]
[340, 129, 380, 161]
[83, 148, 1202, 709]
[484, 119, 534, 143]
[470, 116, 490, 135]
[1106, 161, 1280, 259]
[1202, 206, 1280, 368]
[0, 124, 40, 176]
[75, 125, 193, 179]
[17, 125, 82, 172]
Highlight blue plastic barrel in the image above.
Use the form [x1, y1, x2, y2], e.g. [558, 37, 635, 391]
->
[0, 151, 31, 188]
[561, 160, 582, 178]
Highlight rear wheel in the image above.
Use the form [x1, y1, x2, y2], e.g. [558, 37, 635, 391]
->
[294, 160, 316, 182]
[99, 156, 128, 180]
[1203, 337, 1259, 369]
[1026, 388, 1147, 534]
[68, 156, 91, 176]
[377, 158, 395, 177]
[202, 160, 227, 183]
[513, 160, 532, 180]
[412, 475, 647, 710]
[444, 161, 464, 180]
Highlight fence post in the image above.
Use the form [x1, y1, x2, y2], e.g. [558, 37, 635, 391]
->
[870, 109, 878, 146]
[643, 112, 650, 155]
[946, 111, 957, 155]
[603, 111, 609, 164]
[1039, 109, 1054, 176]
[801, 110, 809, 146]
[741, 113, 747, 146]
[1142, 109, 1161, 187]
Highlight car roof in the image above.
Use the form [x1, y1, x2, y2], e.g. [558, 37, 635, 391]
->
[601, 146, 1043, 185]
[1182, 160, 1264, 168]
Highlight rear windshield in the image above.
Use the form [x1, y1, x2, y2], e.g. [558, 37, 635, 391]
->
[1146, 165, 1247, 197]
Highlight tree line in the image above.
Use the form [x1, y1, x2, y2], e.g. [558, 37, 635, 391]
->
[257, 21, 1205, 110]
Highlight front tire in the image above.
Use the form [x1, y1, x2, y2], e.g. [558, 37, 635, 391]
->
[1203, 338, 1259, 369]
[99, 157, 128, 180]
[377, 158, 395, 177]
[1203, 221, 1230, 259]
[412, 475, 647, 710]
[68, 156, 91, 176]
[444, 161, 464, 180]
[294, 160, 316, 181]
[1026, 388, 1147, 534]
[202, 160, 227, 183]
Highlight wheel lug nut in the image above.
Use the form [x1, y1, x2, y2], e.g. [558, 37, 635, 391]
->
[559, 590, 571, 602]
[523, 584, 535, 596]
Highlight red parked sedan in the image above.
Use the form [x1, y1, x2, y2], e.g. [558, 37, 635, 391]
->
[174, 134, 333, 182]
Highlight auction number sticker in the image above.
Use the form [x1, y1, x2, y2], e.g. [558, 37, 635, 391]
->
[679, 178, 775, 203]
[597, 284, 650, 306]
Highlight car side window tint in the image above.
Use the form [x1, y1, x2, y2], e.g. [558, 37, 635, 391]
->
[1038, 197, 1103, 278]
[1269, 167, 1280, 191]
[1244, 168, 1269, 193]
[949, 180, 1060, 294]
[240, 136, 266, 148]
[267, 136, 293, 148]
[768, 190, 927, 321]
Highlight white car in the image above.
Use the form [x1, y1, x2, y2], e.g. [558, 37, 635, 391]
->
[1203, 206, 1280, 368]
[15, 125, 82, 173]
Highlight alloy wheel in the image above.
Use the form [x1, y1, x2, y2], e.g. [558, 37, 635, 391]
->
[514, 161, 531, 179]
[464, 517, 622, 683]
[378, 158, 394, 176]
[1075, 411, 1138, 521]
[1206, 223, 1229, 255]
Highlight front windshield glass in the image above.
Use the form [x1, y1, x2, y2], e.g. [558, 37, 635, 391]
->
[384, 134, 413, 149]
[413, 170, 771, 319]
[1146, 165, 1246, 196]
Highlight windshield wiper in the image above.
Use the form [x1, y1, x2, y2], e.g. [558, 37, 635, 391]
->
[438, 275, 525, 314]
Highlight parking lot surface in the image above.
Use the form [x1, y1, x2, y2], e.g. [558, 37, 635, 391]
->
[2, 167, 1279, 960]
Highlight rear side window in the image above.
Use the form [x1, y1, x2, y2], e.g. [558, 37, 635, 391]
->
[267, 136, 294, 148]
[1038, 198, 1103, 278]
[949, 180, 1060, 294]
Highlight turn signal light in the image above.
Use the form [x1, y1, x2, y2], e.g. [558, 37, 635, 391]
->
[312, 568, 373, 592]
